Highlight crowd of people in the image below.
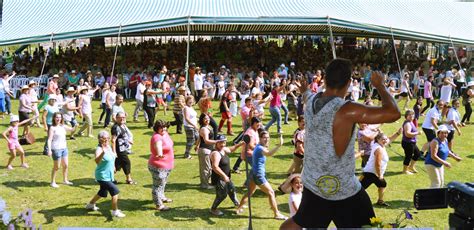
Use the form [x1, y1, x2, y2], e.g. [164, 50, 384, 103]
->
[0, 37, 473, 227]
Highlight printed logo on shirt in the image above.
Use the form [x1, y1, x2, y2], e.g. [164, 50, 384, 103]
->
[316, 175, 340, 196]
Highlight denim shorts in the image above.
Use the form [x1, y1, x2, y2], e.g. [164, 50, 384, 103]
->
[52, 148, 68, 160]
[251, 173, 268, 186]
[97, 180, 120, 197]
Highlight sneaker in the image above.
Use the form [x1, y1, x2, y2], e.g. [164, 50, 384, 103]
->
[85, 203, 99, 211]
[210, 209, 224, 216]
[51, 182, 59, 188]
[275, 214, 288, 220]
[20, 163, 29, 168]
[88, 135, 95, 138]
[6, 165, 13, 170]
[112, 209, 126, 218]
[70, 136, 76, 140]
[156, 205, 170, 211]
[235, 208, 244, 214]
[63, 181, 74, 185]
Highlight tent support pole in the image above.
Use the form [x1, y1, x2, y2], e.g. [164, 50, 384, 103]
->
[390, 28, 402, 76]
[449, 36, 462, 70]
[110, 25, 122, 79]
[327, 16, 337, 60]
[185, 16, 191, 85]
[40, 33, 54, 76]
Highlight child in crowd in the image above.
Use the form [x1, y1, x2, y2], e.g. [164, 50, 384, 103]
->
[3, 115, 36, 170]
[287, 116, 305, 175]
[277, 174, 303, 217]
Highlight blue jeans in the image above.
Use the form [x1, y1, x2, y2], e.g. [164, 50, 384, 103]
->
[265, 106, 281, 132]
[281, 103, 289, 123]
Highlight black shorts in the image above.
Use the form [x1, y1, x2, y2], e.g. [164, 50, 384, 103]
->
[97, 181, 120, 198]
[115, 152, 131, 175]
[19, 111, 30, 122]
[293, 187, 375, 228]
[360, 172, 387, 188]
[422, 128, 436, 142]
[447, 130, 455, 143]
[400, 92, 408, 97]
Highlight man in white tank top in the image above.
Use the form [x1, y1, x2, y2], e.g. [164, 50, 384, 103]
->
[281, 59, 401, 229]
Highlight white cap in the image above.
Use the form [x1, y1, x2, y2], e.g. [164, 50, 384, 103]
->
[437, 125, 449, 133]
[10, 115, 19, 123]
[21, 85, 30, 91]
[220, 65, 226, 69]
[280, 64, 285, 68]
[71, 70, 76, 74]
[290, 62, 295, 66]
[28, 80, 36, 85]
[48, 94, 57, 101]
[52, 74, 60, 78]
[66, 87, 76, 92]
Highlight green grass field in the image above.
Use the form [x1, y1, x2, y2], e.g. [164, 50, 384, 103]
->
[0, 98, 473, 229]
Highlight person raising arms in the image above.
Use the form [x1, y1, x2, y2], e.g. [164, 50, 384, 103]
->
[281, 59, 400, 229]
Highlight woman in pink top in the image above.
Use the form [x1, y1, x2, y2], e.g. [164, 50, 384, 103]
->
[421, 75, 434, 115]
[264, 81, 286, 134]
[148, 119, 174, 211]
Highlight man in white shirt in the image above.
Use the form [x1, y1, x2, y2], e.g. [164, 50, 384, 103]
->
[194, 67, 204, 102]
[133, 78, 148, 122]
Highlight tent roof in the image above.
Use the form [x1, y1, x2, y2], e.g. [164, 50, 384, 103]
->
[0, 0, 473, 46]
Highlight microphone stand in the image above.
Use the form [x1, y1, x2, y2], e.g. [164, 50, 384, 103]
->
[242, 134, 253, 230]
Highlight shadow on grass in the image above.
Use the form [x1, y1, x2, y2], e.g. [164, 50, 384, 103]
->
[3, 180, 51, 191]
[74, 148, 95, 159]
[39, 198, 151, 224]
[70, 178, 97, 190]
[157, 205, 271, 224]
[466, 154, 474, 159]
[384, 171, 403, 177]
[374, 199, 414, 210]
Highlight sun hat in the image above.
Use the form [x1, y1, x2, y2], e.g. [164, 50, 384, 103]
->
[79, 86, 88, 92]
[66, 87, 76, 93]
[21, 85, 30, 91]
[467, 81, 474, 87]
[280, 63, 286, 68]
[28, 80, 36, 85]
[220, 65, 226, 69]
[215, 134, 227, 142]
[10, 115, 19, 123]
[48, 94, 57, 101]
[279, 173, 301, 194]
[52, 74, 59, 78]
[437, 125, 449, 134]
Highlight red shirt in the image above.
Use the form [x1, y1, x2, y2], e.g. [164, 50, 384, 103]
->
[148, 132, 174, 169]
[129, 74, 141, 88]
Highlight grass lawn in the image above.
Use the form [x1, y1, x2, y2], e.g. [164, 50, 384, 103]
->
[0, 98, 473, 229]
